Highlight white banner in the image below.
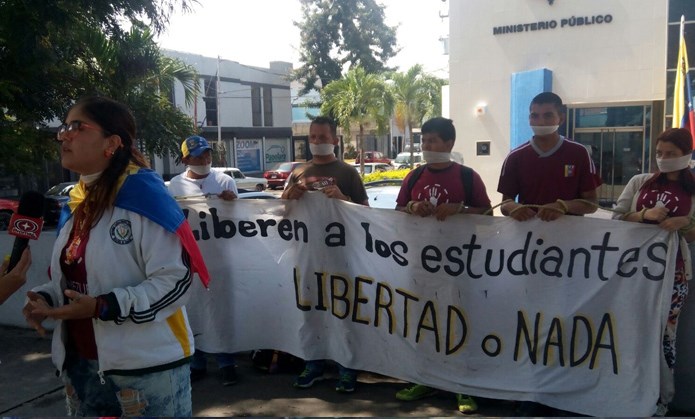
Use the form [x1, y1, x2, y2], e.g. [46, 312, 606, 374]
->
[180, 193, 676, 417]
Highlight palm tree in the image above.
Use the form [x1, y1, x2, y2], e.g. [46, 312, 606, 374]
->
[320, 66, 392, 173]
[78, 24, 200, 156]
[388, 65, 447, 167]
[83, 25, 199, 107]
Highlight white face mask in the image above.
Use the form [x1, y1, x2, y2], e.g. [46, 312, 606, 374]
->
[531, 125, 559, 136]
[188, 163, 211, 176]
[656, 154, 691, 173]
[423, 150, 452, 164]
[310, 143, 335, 156]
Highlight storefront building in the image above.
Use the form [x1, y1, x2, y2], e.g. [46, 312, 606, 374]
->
[449, 0, 695, 205]
[156, 51, 293, 178]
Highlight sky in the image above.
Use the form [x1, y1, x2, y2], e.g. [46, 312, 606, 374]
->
[155, 0, 450, 78]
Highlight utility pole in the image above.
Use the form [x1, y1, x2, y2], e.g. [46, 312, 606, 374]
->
[217, 56, 222, 145]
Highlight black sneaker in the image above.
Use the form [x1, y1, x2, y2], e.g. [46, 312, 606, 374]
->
[190, 368, 207, 383]
[221, 365, 238, 386]
[515, 401, 549, 417]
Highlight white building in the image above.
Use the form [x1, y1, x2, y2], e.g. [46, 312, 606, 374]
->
[448, 0, 694, 206]
[156, 50, 293, 178]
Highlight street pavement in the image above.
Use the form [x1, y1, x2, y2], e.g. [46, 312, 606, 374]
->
[0, 326, 519, 417]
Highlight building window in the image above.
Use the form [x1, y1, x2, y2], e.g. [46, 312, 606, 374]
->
[263, 87, 273, 126]
[252, 86, 262, 127]
[204, 78, 217, 126]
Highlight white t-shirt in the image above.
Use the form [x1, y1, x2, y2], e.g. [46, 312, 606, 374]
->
[167, 169, 238, 197]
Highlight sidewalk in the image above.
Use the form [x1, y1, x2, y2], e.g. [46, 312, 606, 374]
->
[0, 325, 516, 417]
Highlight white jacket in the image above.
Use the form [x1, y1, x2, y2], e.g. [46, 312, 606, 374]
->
[33, 206, 195, 375]
[613, 173, 694, 280]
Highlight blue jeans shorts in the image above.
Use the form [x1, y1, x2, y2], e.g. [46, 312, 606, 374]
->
[62, 357, 192, 416]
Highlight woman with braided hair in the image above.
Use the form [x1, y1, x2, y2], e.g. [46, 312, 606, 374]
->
[22, 96, 208, 416]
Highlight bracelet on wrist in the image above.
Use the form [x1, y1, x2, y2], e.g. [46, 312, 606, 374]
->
[406, 201, 415, 214]
[639, 207, 647, 222]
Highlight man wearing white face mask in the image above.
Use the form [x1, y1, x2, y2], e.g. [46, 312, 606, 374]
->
[283, 116, 368, 394]
[498, 92, 600, 222]
[396, 117, 491, 221]
[393, 117, 490, 414]
[167, 135, 239, 387]
[613, 128, 695, 416]
[168, 136, 238, 201]
[497, 92, 601, 416]
[282, 116, 368, 206]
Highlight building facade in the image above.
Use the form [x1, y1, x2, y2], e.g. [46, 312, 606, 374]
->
[157, 50, 293, 178]
[449, 0, 695, 205]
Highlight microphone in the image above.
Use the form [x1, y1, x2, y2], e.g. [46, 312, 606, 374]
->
[7, 191, 44, 272]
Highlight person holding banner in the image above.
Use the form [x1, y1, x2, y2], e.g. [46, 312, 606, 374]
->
[498, 92, 600, 221]
[283, 116, 368, 393]
[168, 135, 240, 386]
[497, 92, 600, 416]
[0, 248, 31, 304]
[394, 116, 491, 413]
[613, 127, 695, 415]
[22, 96, 206, 416]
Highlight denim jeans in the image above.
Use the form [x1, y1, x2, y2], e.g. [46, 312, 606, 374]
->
[191, 349, 236, 370]
[62, 357, 192, 416]
[305, 360, 356, 378]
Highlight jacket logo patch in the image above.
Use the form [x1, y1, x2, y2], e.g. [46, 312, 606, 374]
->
[110, 220, 133, 244]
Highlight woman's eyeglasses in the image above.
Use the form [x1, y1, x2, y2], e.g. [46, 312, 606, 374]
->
[56, 121, 107, 142]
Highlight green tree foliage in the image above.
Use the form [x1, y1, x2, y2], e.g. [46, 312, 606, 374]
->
[387, 64, 447, 166]
[320, 67, 392, 172]
[294, 0, 398, 95]
[0, 0, 197, 175]
[82, 24, 199, 156]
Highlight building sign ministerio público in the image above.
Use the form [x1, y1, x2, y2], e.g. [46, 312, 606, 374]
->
[493, 14, 613, 35]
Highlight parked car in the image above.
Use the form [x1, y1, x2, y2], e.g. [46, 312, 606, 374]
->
[394, 152, 424, 169]
[237, 189, 278, 200]
[213, 167, 268, 191]
[0, 198, 19, 230]
[263, 162, 304, 190]
[355, 151, 392, 165]
[364, 179, 403, 209]
[43, 181, 76, 226]
[350, 163, 393, 175]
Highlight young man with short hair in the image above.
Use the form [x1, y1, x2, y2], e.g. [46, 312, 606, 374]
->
[167, 135, 239, 386]
[394, 117, 491, 414]
[283, 116, 368, 393]
[497, 92, 601, 416]
[498, 92, 600, 221]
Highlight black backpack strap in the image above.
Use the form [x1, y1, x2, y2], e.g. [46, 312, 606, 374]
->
[405, 165, 428, 196]
[461, 165, 474, 205]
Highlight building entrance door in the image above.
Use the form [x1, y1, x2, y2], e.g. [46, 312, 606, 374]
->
[568, 104, 651, 207]
[574, 128, 645, 206]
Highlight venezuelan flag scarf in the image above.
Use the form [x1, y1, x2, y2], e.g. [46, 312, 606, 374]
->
[61, 164, 210, 287]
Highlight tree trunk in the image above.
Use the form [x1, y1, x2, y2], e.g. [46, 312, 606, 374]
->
[359, 124, 365, 175]
[406, 120, 414, 169]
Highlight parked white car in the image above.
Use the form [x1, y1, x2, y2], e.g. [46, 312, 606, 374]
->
[213, 167, 268, 191]
[350, 162, 393, 175]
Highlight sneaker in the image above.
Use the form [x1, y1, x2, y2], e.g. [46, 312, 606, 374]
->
[335, 372, 357, 393]
[221, 365, 238, 386]
[456, 394, 478, 414]
[514, 401, 547, 416]
[395, 384, 439, 401]
[293, 366, 324, 388]
[190, 368, 207, 383]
